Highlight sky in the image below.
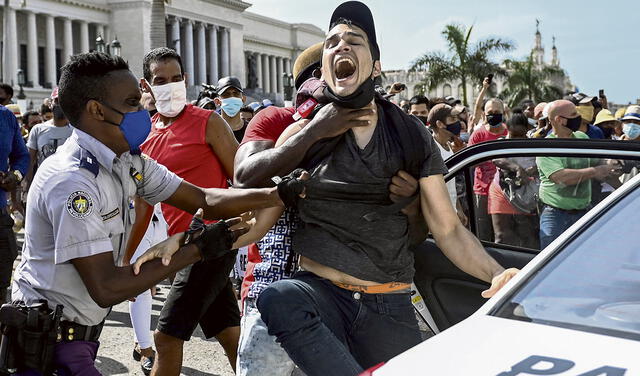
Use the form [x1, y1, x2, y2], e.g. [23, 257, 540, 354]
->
[247, 0, 639, 105]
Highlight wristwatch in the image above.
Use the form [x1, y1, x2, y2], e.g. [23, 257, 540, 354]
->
[12, 170, 23, 183]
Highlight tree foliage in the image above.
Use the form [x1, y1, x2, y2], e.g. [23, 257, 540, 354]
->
[410, 23, 513, 106]
[499, 53, 565, 107]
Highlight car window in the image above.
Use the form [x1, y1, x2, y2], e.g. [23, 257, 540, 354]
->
[493, 185, 640, 340]
[464, 156, 640, 251]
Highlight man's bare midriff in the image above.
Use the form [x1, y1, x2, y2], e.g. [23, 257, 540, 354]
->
[300, 256, 381, 286]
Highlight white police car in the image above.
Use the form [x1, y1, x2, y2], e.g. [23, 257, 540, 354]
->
[369, 139, 640, 375]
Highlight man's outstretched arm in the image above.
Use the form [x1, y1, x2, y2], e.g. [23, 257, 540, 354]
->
[234, 103, 374, 188]
[163, 180, 282, 220]
[419, 175, 518, 297]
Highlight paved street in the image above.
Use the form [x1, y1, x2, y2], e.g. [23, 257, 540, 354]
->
[96, 282, 235, 376]
[14, 230, 235, 376]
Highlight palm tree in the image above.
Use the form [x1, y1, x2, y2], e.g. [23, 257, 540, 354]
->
[499, 53, 564, 107]
[150, 0, 168, 49]
[410, 23, 514, 106]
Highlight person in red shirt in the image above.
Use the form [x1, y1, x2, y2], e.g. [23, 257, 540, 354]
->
[134, 47, 240, 376]
[468, 98, 508, 242]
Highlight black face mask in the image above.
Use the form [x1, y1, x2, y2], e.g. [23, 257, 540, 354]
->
[598, 125, 614, 139]
[486, 114, 503, 127]
[148, 108, 158, 117]
[52, 104, 66, 121]
[416, 116, 428, 125]
[323, 77, 375, 109]
[446, 121, 462, 136]
[564, 116, 582, 132]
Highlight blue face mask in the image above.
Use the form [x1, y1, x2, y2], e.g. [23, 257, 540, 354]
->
[220, 97, 243, 118]
[102, 103, 152, 155]
[623, 123, 640, 140]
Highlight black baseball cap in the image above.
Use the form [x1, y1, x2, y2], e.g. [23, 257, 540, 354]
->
[216, 76, 243, 95]
[329, 1, 380, 61]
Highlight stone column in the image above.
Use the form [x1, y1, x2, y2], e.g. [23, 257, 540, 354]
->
[276, 56, 283, 94]
[208, 25, 219, 83]
[45, 14, 57, 87]
[96, 24, 105, 38]
[196, 22, 206, 84]
[26, 11, 39, 87]
[183, 20, 194, 86]
[255, 52, 262, 90]
[220, 27, 230, 77]
[63, 18, 73, 64]
[261, 54, 270, 93]
[2, 6, 18, 85]
[170, 17, 180, 53]
[269, 55, 277, 94]
[79, 21, 90, 53]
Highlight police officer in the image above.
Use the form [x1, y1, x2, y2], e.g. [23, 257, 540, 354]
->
[10, 52, 283, 375]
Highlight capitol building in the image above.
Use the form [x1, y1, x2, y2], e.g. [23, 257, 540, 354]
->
[1, 0, 325, 110]
[382, 24, 574, 106]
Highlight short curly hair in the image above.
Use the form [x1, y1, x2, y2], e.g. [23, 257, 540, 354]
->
[143, 47, 184, 82]
[58, 52, 129, 126]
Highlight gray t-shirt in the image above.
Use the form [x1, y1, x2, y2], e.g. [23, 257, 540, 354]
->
[27, 120, 73, 166]
[295, 108, 447, 283]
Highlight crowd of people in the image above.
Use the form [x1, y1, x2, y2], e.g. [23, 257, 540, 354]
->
[0, 1, 636, 376]
[398, 76, 638, 251]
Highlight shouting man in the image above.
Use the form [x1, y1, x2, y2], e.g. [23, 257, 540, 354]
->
[254, 2, 518, 376]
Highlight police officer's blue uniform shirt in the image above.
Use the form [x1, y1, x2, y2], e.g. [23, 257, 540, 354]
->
[12, 128, 183, 325]
[0, 105, 29, 207]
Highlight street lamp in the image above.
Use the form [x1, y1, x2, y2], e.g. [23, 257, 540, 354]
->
[96, 35, 106, 54]
[16, 69, 26, 100]
[282, 73, 293, 102]
[110, 37, 121, 57]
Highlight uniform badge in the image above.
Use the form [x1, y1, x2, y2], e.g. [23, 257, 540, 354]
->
[66, 191, 94, 219]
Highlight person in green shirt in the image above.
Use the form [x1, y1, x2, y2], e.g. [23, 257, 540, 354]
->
[536, 100, 620, 248]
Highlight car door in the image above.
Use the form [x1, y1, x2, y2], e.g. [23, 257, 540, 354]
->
[413, 138, 640, 331]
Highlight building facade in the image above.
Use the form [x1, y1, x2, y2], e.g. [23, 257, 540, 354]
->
[1, 0, 325, 111]
[382, 23, 574, 107]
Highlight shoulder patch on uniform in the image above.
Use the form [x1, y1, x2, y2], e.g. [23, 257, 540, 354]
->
[66, 191, 94, 219]
[79, 149, 99, 177]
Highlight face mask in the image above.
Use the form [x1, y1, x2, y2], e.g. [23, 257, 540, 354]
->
[486, 114, 503, 127]
[563, 116, 582, 132]
[220, 97, 243, 118]
[52, 104, 66, 120]
[148, 108, 158, 118]
[623, 123, 640, 140]
[323, 76, 375, 109]
[576, 105, 594, 124]
[416, 115, 428, 125]
[102, 103, 152, 155]
[446, 121, 462, 136]
[527, 118, 537, 128]
[150, 80, 187, 117]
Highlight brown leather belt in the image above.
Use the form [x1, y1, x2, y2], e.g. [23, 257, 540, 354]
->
[333, 281, 411, 294]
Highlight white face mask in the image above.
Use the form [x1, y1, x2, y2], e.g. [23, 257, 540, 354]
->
[150, 80, 187, 118]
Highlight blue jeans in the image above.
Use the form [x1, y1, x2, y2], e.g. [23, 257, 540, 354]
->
[539, 205, 588, 249]
[257, 271, 422, 376]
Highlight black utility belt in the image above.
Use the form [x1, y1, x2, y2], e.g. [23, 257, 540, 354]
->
[58, 320, 104, 343]
[0, 300, 103, 375]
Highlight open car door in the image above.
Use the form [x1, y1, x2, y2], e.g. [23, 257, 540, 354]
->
[413, 138, 640, 331]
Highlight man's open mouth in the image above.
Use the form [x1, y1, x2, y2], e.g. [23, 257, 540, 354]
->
[334, 57, 357, 81]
